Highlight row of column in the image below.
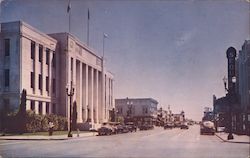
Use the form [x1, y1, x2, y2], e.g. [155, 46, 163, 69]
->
[72, 58, 105, 126]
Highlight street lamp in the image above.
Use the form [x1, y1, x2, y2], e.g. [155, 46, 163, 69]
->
[223, 76, 228, 93]
[223, 76, 236, 140]
[66, 81, 75, 137]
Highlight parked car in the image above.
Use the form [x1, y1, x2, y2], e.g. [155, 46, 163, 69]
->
[139, 124, 154, 130]
[98, 122, 117, 136]
[164, 123, 174, 129]
[126, 122, 137, 132]
[180, 123, 189, 129]
[98, 126, 112, 136]
[200, 121, 215, 135]
[116, 125, 124, 134]
[217, 126, 225, 132]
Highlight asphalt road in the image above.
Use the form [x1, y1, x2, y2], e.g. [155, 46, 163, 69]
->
[0, 125, 249, 158]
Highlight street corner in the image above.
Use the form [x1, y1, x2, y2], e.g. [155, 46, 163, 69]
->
[215, 132, 250, 144]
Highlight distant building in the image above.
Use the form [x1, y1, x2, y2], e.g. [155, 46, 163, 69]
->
[115, 98, 158, 125]
[213, 95, 228, 131]
[0, 21, 114, 130]
[238, 40, 250, 135]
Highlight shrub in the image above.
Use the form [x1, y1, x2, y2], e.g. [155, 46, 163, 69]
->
[2, 109, 68, 133]
[57, 116, 68, 131]
[26, 111, 43, 133]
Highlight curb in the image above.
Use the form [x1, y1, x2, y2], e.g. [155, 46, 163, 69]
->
[0, 133, 97, 141]
[0, 138, 68, 141]
[215, 133, 250, 144]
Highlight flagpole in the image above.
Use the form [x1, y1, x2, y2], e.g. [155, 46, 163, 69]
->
[87, 8, 90, 46]
[68, 0, 71, 33]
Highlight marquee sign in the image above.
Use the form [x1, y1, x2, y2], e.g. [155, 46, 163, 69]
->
[226, 47, 236, 92]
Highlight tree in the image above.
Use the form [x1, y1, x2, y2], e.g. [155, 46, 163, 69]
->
[0, 104, 11, 133]
[17, 89, 27, 133]
[72, 101, 77, 130]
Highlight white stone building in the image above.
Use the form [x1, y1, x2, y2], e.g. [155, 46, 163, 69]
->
[0, 21, 114, 129]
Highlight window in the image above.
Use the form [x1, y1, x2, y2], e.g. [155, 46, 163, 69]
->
[31, 41, 35, 59]
[46, 49, 50, 65]
[39, 45, 43, 62]
[30, 72, 35, 88]
[39, 74, 42, 90]
[46, 102, 50, 114]
[71, 58, 73, 71]
[38, 102, 42, 114]
[4, 39, 10, 56]
[52, 53, 56, 68]
[4, 69, 9, 87]
[46, 76, 49, 92]
[52, 78, 56, 94]
[31, 100, 35, 111]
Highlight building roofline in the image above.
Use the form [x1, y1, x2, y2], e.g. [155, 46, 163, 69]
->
[115, 98, 158, 104]
[49, 32, 102, 60]
[1, 20, 57, 44]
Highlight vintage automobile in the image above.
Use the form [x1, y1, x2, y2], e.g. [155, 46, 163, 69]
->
[97, 122, 118, 136]
[200, 121, 215, 135]
[139, 124, 154, 130]
[97, 126, 112, 136]
[180, 123, 189, 129]
[125, 122, 137, 132]
[164, 123, 174, 129]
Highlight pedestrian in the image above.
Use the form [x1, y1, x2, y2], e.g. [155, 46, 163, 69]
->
[48, 122, 54, 136]
[77, 128, 80, 137]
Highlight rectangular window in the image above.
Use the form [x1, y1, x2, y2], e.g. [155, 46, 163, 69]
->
[39, 45, 43, 62]
[46, 49, 50, 65]
[4, 69, 9, 87]
[52, 78, 56, 94]
[52, 53, 56, 68]
[38, 102, 42, 114]
[39, 74, 42, 90]
[31, 100, 35, 111]
[71, 58, 73, 71]
[30, 72, 34, 88]
[31, 41, 35, 59]
[4, 39, 10, 56]
[46, 76, 49, 92]
[46, 102, 50, 114]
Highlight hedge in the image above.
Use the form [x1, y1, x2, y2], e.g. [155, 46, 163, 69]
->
[1, 110, 67, 133]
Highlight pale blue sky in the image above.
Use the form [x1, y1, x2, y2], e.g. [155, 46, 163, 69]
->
[1, 0, 249, 120]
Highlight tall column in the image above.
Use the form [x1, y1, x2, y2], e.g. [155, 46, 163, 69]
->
[76, 61, 83, 123]
[96, 70, 99, 124]
[42, 102, 46, 115]
[90, 67, 94, 126]
[93, 69, 97, 123]
[101, 59, 105, 122]
[98, 71, 102, 122]
[35, 101, 39, 114]
[72, 58, 76, 102]
[84, 64, 88, 122]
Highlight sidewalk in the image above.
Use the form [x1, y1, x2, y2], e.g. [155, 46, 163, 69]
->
[215, 132, 250, 144]
[0, 132, 97, 140]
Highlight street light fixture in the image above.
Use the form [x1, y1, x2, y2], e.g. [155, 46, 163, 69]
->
[223, 76, 228, 93]
[223, 75, 236, 140]
[66, 81, 75, 137]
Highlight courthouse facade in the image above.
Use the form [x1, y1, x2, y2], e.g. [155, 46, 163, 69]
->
[0, 21, 114, 129]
